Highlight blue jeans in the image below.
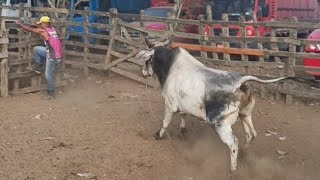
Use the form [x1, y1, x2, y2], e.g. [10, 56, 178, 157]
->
[34, 46, 61, 95]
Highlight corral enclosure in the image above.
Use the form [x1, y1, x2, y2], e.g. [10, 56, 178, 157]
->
[0, 3, 320, 102]
[0, 2, 320, 180]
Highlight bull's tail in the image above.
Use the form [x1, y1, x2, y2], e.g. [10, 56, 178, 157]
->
[240, 76, 320, 88]
[240, 76, 287, 84]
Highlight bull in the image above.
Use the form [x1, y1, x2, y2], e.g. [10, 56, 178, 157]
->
[135, 39, 310, 171]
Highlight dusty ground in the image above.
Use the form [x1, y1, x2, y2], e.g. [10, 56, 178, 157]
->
[0, 71, 320, 180]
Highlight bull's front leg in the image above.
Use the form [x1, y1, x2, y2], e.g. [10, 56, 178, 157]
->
[179, 113, 187, 134]
[154, 107, 174, 140]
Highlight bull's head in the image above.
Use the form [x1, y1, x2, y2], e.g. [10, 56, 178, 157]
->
[135, 37, 171, 77]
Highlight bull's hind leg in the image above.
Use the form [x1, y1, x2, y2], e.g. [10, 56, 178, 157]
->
[240, 115, 257, 149]
[154, 107, 173, 140]
[214, 111, 239, 171]
[239, 84, 257, 149]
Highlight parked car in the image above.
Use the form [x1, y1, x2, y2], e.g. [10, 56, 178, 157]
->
[304, 30, 320, 80]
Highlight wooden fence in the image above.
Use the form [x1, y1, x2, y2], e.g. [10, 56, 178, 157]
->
[0, 5, 319, 103]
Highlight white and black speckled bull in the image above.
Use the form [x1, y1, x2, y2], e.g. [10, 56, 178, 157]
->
[135, 39, 306, 171]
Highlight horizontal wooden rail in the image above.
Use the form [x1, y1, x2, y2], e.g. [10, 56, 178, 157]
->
[172, 42, 264, 56]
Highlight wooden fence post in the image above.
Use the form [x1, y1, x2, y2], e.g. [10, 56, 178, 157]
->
[198, 15, 207, 62]
[0, 6, 8, 97]
[205, 4, 219, 61]
[139, 10, 145, 28]
[83, 6, 90, 76]
[252, 14, 266, 98]
[139, 10, 146, 44]
[239, 16, 248, 64]
[271, 20, 284, 101]
[0, 59, 8, 97]
[104, 8, 119, 75]
[285, 17, 298, 105]
[13, 3, 25, 91]
[0, 16, 8, 97]
[222, 14, 231, 65]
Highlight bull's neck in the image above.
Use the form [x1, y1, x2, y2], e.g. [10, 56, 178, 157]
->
[152, 48, 179, 88]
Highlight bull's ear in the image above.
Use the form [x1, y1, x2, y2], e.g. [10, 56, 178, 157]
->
[135, 49, 154, 62]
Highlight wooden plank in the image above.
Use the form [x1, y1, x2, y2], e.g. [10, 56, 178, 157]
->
[67, 21, 111, 29]
[64, 41, 109, 50]
[197, 57, 284, 68]
[117, 21, 168, 39]
[69, 9, 109, 17]
[24, 7, 68, 14]
[120, 26, 133, 41]
[293, 65, 320, 72]
[0, 38, 8, 44]
[173, 31, 302, 46]
[287, 18, 298, 78]
[105, 14, 119, 68]
[172, 42, 264, 56]
[205, 5, 219, 61]
[198, 15, 207, 60]
[140, 15, 320, 29]
[64, 50, 105, 59]
[222, 14, 231, 61]
[83, 7, 90, 76]
[64, 60, 104, 70]
[0, 52, 8, 59]
[110, 50, 144, 66]
[66, 31, 111, 40]
[8, 41, 43, 49]
[1, 58, 9, 97]
[8, 58, 33, 65]
[0, 6, 68, 14]
[114, 35, 144, 47]
[10, 80, 67, 95]
[104, 47, 144, 70]
[109, 67, 154, 87]
[278, 89, 320, 100]
[13, 4, 24, 92]
[115, 13, 140, 19]
[110, 50, 125, 58]
[267, 51, 320, 59]
[8, 71, 38, 79]
[127, 58, 144, 66]
[239, 16, 248, 62]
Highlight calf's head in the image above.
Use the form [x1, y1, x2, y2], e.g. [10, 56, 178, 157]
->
[135, 38, 170, 77]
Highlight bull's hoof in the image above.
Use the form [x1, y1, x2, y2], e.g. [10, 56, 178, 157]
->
[154, 131, 162, 140]
[238, 148, 248, 160]
[180, 128, 187, 135]
[229, 170, 239, 180]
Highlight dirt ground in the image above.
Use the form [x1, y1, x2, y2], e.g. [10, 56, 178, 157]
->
[0, 71, 320, 180]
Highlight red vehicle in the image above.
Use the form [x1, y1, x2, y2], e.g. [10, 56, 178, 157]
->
[130, 0, 204, 43]
[207, 0, 319, 44]
[205, 0, 320, 75]
[304, 30, 320, 79]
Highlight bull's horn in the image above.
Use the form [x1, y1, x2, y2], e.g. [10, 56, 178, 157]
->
[144, 37, 155, 48]
[163, 39, 171, 46]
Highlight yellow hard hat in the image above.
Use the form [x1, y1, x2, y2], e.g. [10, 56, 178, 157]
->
[36, 16, 51, 24]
